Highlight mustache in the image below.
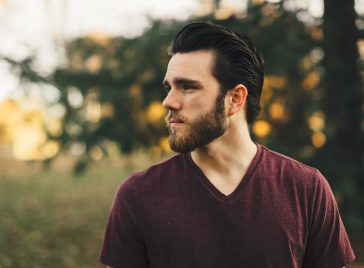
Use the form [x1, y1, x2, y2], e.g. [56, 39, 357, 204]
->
[165, 111, 187, 126]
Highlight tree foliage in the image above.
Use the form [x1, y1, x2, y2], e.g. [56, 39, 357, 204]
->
[51, 3, 321, 164]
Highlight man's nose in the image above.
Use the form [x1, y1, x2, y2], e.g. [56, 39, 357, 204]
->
[162, 89, 182, 111]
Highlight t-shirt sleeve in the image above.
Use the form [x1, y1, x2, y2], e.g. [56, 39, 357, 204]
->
[99, 175, 149, 268]
[302, 170, 355, 268]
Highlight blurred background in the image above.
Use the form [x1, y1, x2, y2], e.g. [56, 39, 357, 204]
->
[0, 0, 363, 267]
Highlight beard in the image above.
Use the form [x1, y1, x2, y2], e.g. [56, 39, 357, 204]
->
[165, 92, 227, 154]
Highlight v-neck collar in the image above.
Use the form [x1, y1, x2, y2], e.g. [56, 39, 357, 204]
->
[184, 144, 263, 203]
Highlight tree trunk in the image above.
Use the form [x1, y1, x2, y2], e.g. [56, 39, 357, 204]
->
[322, 0, 364, 231]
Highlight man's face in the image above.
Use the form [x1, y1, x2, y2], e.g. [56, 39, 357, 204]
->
[162, 50, 227, 153]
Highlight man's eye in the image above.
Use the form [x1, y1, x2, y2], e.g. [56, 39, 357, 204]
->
[163, 86, 171, 93]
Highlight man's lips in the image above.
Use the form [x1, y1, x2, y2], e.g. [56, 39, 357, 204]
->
[168, 117, 184, 127]
[170, 118, 184, 124]
[165, 112, 186, 127]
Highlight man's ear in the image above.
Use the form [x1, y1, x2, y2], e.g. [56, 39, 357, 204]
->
[227, 84, 248, 116]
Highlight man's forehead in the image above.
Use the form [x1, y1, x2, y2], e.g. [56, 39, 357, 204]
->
[168, 50, 215, 67]
[164, 51, 215, 82]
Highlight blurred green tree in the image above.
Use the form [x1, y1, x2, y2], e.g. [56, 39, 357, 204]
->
[50, 2, 320, 172]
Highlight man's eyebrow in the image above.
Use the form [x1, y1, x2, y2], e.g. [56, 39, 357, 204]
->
[163, 77, 203, 87]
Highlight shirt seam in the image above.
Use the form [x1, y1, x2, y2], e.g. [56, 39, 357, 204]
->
[306, 248, 355, 268]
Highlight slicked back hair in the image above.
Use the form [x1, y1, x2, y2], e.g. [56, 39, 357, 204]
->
[168, 22, 264, 124]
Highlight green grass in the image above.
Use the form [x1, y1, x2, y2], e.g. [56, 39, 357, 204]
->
[0, 156, 363, 267]
[0, 164, 131, 268]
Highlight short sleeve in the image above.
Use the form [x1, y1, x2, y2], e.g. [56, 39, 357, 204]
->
[302, 170, 355, 268]
[99, 175, 149, 268]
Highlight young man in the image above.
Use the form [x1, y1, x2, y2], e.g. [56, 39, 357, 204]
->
[99, 22, 355, 268]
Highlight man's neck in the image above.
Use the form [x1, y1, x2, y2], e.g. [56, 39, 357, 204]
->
[190, 125, 257, 196]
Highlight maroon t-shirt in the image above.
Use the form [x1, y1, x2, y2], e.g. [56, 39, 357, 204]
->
[99, 144, 355, 268]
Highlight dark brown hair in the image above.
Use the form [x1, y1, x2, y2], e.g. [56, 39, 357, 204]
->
[169, 22, 264, 124]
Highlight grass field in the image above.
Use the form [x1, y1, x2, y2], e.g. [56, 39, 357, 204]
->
[0, 153, 154, 268]
[0, 155, 363, 267]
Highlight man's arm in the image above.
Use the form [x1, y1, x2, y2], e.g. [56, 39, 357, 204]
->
[99, 176, 149, 267]
[302, 170, 354, 268]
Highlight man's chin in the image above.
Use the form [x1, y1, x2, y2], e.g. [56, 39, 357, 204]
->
[168, 137, 196, 154]
[170, 146, 194, 154]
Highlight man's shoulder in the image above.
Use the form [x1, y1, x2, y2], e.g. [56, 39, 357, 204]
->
[134, 153, 184, 179]
[259, 145, 323, 182]
[119, 153, 185, 192]
[257, 145, 333, 201]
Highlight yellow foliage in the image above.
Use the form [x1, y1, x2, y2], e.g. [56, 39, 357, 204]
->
[194, 0, 214, 17]
[302, 71, 320, 90]
[358, 40, 364, 58]
[269, 101, 287, 121]
[86, 100, 101, 123]
[308, 112, 325, 132]
[85, 32, 112, 47]
[12, 125, 44, 160]
[260, 5, 280, 26]
[150, 146, 162, 157]
[309, 27, 324, 42]
[40, 141, 60, 159]
[89, 146, 103, 161]
[214, 8, 235, 20]
[85, 55, 103, 74]
[266, 75, 287, 89]
[12, 126, 59, 160]
[0, 100, 20, 142]
[0, 98, 61, 160]
[101, 103, 114, 118]
[159, 137, 172, 153]
[312, 132, 326, 148]
[129, 85, 142, 99]
[253, 120, 272, 138]
[252, 0, 265, 5]
[261, 78, 273, 104]
[261, 75, 287, 105]
[147, 102, 166, 123]
[299, 56, 314, 72]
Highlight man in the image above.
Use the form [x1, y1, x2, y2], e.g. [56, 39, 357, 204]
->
[99, 22, 355, 267]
